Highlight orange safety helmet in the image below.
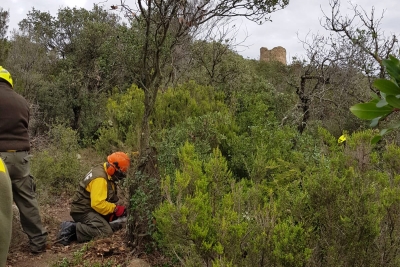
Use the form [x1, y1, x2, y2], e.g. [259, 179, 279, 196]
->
[106, 152, 130, 176]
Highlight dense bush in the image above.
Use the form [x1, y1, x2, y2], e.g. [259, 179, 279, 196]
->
[153, 128, 400, 266]
[94, 85, 144, 155]
[31, 124, 86, 195]
[154, 143, 246, 266]
[154, 81, 227, 130]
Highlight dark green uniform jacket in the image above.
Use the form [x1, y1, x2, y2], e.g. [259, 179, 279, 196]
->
[0, 82, 30, 152]
[70, 164, 119, 217]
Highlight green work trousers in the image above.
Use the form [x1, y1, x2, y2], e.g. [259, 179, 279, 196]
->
[71, 211, 113, 243]
[0, 158, 12, 267]
[0, 151, 47, 253]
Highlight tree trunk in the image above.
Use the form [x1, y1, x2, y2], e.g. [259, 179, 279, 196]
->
[72, 105, 81, 130]
[297, 76, 310, 134]
[127, 85, 161, 247]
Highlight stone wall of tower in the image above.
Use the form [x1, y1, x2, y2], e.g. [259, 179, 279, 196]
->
[260, 46, 287, 65]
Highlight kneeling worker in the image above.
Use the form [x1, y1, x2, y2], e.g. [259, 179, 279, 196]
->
[68, 152, 130, 243]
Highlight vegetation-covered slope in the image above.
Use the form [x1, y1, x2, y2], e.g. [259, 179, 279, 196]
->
[1, 1, 400, 266]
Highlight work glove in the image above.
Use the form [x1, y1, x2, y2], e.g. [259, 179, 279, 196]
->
[114, 205, 126, 217]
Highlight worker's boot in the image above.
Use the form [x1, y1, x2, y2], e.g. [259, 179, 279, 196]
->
[56, 221, 77, 246]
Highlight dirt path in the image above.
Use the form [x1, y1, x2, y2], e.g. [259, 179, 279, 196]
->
[6, 194, 78, 267]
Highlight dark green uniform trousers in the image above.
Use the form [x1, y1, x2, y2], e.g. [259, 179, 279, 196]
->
[71, 211, 113, 243]
[0, 151, 47, 253]
[0, 158, 12, 266]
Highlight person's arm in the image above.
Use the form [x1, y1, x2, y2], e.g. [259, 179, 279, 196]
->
[86, 178, 116, 215]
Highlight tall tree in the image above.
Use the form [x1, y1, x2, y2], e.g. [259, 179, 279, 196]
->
[111, 0, 290, 246]
[116, 0, 290, 159]
[6, 34, 48, 101]
[16, 6, 132, 139]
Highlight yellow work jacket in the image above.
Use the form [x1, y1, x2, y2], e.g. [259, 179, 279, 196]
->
[70, 163, 119, 216]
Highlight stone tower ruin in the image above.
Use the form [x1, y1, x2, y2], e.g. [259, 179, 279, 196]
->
[260, 46, 286, 65]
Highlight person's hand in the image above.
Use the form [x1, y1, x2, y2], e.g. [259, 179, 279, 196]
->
[114, 205, 126, 217]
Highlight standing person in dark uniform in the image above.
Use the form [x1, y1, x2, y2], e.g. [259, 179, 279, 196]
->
[0, 158, 12, 266]
[0, 66, 48, 254]
[69, 152, 130, 243]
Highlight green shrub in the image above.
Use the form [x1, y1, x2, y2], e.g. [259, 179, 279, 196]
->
[31, 124, 84, 195]
[154, 143, 277, 266]
[154, 81, 227, 130]
[94, 84, 143, 154]
[94, 126, 124, 155]
[272, 218, 312, 267]
[157, 111, 237, 179]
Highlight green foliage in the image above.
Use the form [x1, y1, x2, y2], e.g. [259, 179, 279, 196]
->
[252, 60, 288, 88]
[350, 100, 393, 120]
[13, 5, 133, 143]
[6, 34, 50, 102]
[350, 56, 400, 143]
[154, 81, 227, 129]
[234, 90, 276, 131]
[230, 62, 296, 122]
[31, 124, 85, 194]
[228, 124, 298, 181]
[272, 218, 312, 267]
[127, 162, 162, 251]
[0, 38, 10, 65]
[9, 4, 400, 265]
[94, 85, 144, 154]
[0, 8, 10, 64]
[228, 87, 300, 180]
[185, 41, 253, 95]
[157, 111, 237, 179]
[156, 126, 400, 266]
[154, 143, 248, 265]
[291, 130, 399, 266]
[93, 127, 122, 156]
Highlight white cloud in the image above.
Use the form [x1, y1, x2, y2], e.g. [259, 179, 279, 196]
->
[63, 0, 87, 8]
[16, 8, 24, 15]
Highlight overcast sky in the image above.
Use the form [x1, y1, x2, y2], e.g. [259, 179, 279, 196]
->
[2, 0, 399, 61]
